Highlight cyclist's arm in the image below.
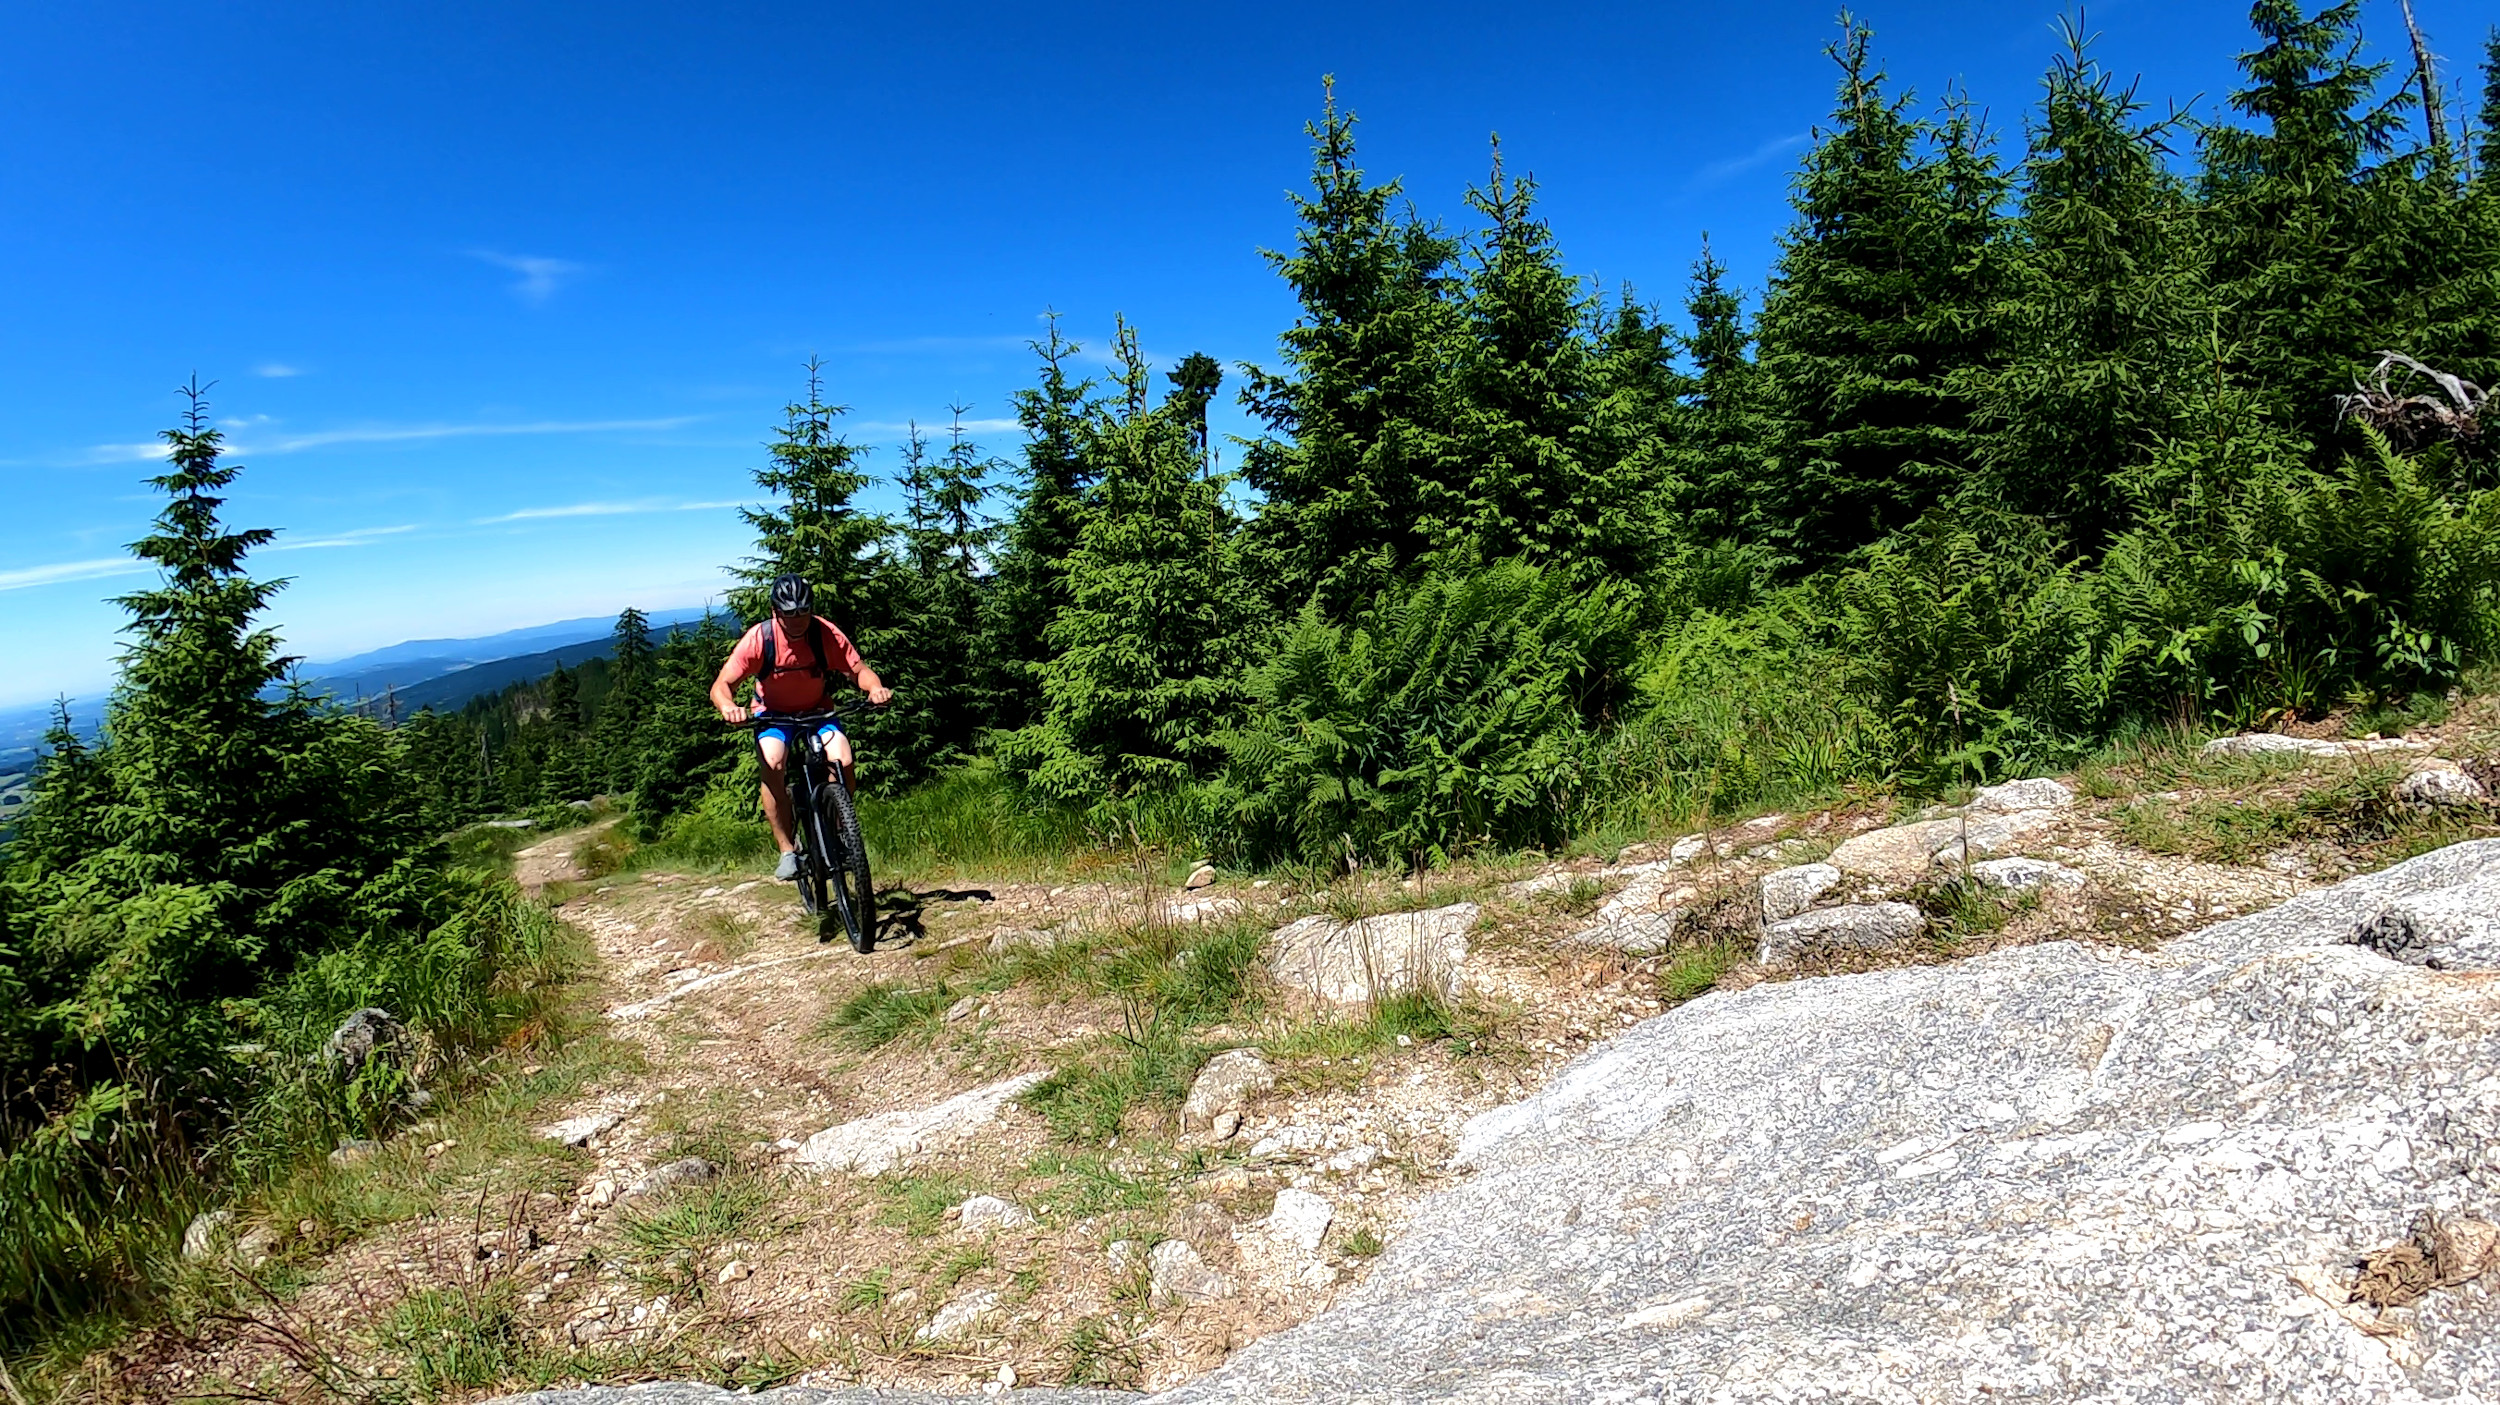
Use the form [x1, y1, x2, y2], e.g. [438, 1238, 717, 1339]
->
[855, 664, 893, 706]
[712, 638, 759, 722]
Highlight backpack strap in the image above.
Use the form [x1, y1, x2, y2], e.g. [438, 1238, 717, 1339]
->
[757, 618, 830, 681]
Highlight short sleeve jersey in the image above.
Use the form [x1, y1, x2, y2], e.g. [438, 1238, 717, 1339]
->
[724, 615, 867, 713]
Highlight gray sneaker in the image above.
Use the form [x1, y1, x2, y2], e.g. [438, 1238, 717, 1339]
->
[774, 850, 801, 881]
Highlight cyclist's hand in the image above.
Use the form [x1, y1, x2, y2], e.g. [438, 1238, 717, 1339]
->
[720, 703, 750, 725]
[867, 685, 894, 707]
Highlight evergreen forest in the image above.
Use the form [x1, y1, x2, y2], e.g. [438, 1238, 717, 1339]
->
[5, 2, 2500, 1355]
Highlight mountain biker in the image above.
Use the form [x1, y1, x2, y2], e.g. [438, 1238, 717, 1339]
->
[711, 573, 894, 881]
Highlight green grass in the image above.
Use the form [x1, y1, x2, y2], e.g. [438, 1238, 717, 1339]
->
[859, 762, 1094, 880]
[1657, 939, 1748, 1005]
[1023, 1147, 1198, 1221]
[2116, 758, 2415, 864]
[1268, 985, 1490, 1063]
[1054, 1315, 1145, 1390]
[871, 1171, 977, 1239]
[1340, 1225, 1385, 1258]
[1024, 1023, 1209, 1145]
[382, 1281, 527, 1400]
[822, 981, 960, 1051]
[616, 1179, 776, 1300]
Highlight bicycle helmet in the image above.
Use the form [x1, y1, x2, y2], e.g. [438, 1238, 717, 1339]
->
[769, 573, 814, 614]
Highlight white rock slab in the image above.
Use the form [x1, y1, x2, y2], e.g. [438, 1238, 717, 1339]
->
[1970, 857, 2087, 892]
[790, 1072, 1049, 1175]
[952, 1194, 1035, 1234]
[2202, 732, 2426, 759]
[914, 1288, 999, 1342]
[1270, 904, 1476, 1008]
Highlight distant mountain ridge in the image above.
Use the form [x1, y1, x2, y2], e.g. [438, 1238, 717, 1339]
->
[0, 605, 726, 752]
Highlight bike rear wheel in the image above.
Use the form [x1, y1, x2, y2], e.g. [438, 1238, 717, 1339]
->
[819, 775, 876, 953]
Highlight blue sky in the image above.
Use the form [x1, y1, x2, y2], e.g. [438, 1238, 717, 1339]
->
[2, 0, 2488, 709]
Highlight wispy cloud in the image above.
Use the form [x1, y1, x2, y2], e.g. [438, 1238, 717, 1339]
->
[82, 441, 171, 464]
[255, 363, 306, 378]
[0, 557, 149, 592]
[476, 498, 748, 525]
[472, 250, 587, 305]
[234, 416, 699, 454]
[266, 524, 418, 552]
[856, 417, 1024, 438]
[1691, 130, 1813, 188]
[72, 415, 699, 469]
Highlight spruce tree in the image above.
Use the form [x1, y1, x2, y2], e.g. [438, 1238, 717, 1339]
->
[592, 607, 654, 794]
[985, 315, 1100, 728]
[1977, 27, 2204, 547]
[736, 358, 894, 634]
[1671, 239, 1772, 548]
[1241, 78, 1462, 618]
[1435, 141, 1667, 578]
[999, 322, 1257, 798]
[1752, 16, 2005, 567]
[861, 413, 999, 788]
[2199, 0, 2408, 440]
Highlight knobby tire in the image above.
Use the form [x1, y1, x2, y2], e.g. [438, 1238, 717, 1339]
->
[820, 776, 875, 953]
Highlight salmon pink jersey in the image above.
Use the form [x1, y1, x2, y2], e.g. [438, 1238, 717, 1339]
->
[724, 615, 867, 713]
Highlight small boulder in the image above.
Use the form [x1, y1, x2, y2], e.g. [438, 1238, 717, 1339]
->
[1967, 778, 2075, 813]
[628, 1157, 719, 1195]
[1148, 1239, 1235, 1306]
[181, 1209, 233, 1262]
[1968, 857, 2087, 893]
[953, 1194, 1035, 1234]
[1107, 1239, 1149, 1275]
[1158, 895, 1245, 926]
[1185, 863, 1218, 890]
[1268, 1187, 1335, 1253]
[1829, 821, 1962, 882]
[914, 1288, 1001, 1342]
[235, 1222, 281, 1267]
[1270, 904, 1476, 1009]
[1567, 909, 1684, 956]
[1757, 902, 1926, 965]
[2397, 766, 2489, 809]
[1182, 1048, 1276, 1131]
[1760, 864, 1843, 924]
[321, 1008, 408, 1075]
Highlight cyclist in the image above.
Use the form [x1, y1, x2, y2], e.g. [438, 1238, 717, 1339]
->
[710, 573, 894, 881]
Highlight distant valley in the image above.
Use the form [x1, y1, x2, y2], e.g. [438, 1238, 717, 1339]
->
[0, 605, 721, 811]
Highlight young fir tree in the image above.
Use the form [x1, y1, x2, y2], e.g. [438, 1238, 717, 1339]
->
[592, 607, 655, 794]
[735, 358, 895, 635]
[7, 384, 418, 1085]
[1976, 27, 2204, 547]
[534, 663, 594, 802]
[984, 315, 1099, 729]
[2198, 0, 2410, 442]
[999, 322, 1257, 799]
[1671, 238, 1772, 548]
[1752, 16, 2005, 568]
[631, 613, 745, 831]
[860, 413, 999, 788]
[1240, 78, 1463, 620]
[1434, 140, 1665, 577]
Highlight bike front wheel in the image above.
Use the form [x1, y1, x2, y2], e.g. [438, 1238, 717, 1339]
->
[819, 777, 876, 953]
[791, 776, 830, 918]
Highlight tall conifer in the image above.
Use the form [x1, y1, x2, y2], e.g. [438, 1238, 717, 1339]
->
[1241, 79, 1462, 618]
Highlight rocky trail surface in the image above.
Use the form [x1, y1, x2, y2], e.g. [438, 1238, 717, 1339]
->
[114, 714, 2500, 1402]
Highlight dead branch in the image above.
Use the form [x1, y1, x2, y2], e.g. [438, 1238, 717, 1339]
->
[2337, 351, 2486, 450]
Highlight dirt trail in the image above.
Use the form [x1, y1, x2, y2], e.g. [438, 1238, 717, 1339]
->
[91, 705, 2500, 1400]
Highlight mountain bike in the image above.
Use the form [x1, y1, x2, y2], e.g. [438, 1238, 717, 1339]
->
[746, 712, 876, 953]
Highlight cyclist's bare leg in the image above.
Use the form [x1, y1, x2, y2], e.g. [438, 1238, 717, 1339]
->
[756, 733, 798, 853]
[832, 729, 858, 797]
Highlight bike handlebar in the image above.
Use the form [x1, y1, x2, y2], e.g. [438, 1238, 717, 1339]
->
[733, 702, 888, 731]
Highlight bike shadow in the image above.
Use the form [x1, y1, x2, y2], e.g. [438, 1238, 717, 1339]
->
[852, 885, 996, 949]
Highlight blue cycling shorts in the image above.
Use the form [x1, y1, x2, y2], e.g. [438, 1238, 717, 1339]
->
[754, 715, 844, 753]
